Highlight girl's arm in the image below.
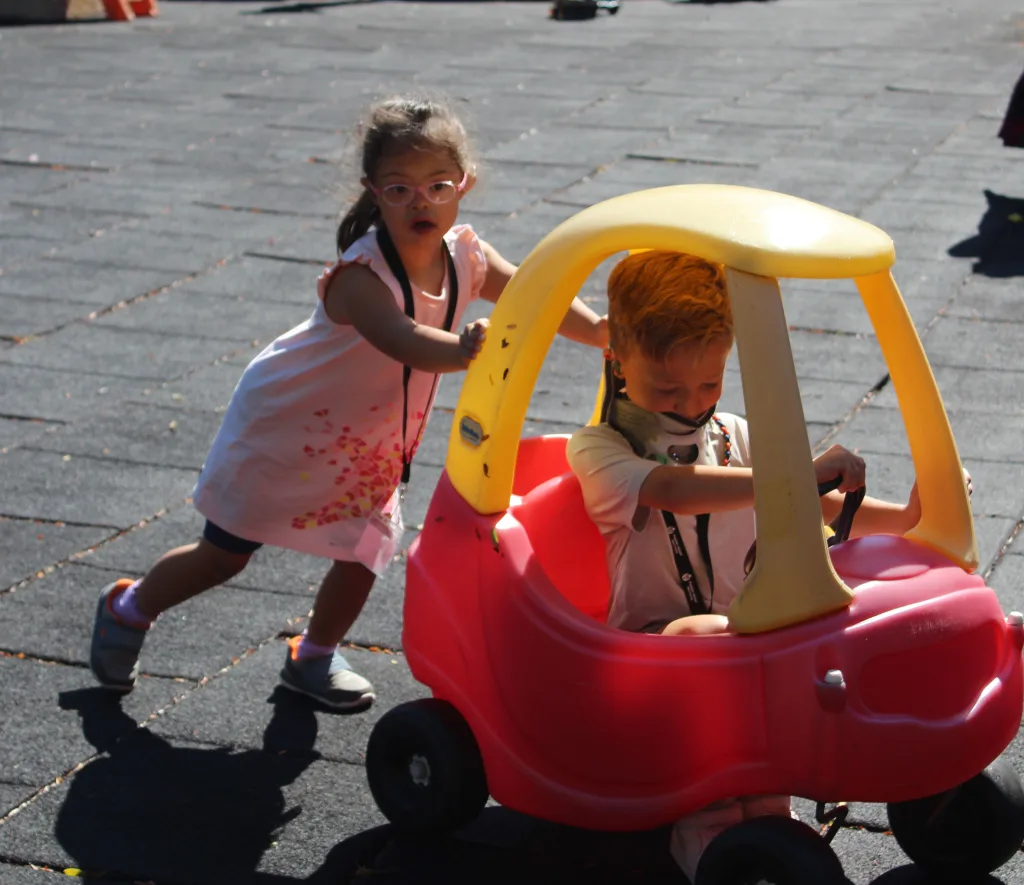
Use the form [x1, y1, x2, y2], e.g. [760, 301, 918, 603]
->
[478, 240, 609, 349]
[639, 445, 867, 515]
[323, 264, 483, 373]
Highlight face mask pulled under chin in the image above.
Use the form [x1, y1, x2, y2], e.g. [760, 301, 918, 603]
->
[660, 404, 717, 429]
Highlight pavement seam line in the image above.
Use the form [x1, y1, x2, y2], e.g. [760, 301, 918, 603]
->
[0, 504, 186, 596]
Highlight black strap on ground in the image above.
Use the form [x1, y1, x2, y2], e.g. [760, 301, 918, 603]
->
[375, 226, 458, 484]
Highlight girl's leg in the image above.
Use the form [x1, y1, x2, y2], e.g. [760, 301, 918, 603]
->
[280, 560, 377, 711]
[133, 538, 253, 621]
[91, 537, 252, 693]
[304, 560, 376, 647]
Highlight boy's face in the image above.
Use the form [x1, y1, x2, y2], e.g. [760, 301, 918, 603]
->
[611, 335, 732, 423]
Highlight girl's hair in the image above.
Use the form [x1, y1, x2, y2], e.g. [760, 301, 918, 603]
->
[336, 95, 475, 255]
[607, 250, 732, 361]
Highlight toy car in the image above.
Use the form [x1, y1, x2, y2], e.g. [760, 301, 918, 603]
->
[366, 185, 1024, 883]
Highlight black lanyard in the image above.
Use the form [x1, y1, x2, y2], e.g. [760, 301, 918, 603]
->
[601, 358, 714, 617]
[375, 226, 458, 484]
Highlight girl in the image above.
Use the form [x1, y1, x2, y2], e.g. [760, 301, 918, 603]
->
[91, 95, 608, 710]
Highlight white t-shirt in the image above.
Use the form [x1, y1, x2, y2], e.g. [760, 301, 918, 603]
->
[192, 224, 486, 573]
[566, 399, 754, 632]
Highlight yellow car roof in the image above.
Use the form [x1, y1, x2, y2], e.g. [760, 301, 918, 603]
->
[573, 184, 895, 279]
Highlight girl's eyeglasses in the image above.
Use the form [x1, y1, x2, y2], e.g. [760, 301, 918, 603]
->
[366, 172, 469, 208]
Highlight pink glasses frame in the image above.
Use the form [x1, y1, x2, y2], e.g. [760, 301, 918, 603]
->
[365, 172, 470, 207]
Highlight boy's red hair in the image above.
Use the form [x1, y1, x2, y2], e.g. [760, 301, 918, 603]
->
[607, 250, 732, 360]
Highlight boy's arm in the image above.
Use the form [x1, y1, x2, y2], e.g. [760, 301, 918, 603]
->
[640, 444, 868, 516]
[478, 240, 608, 348]
[820, 492, 916, 537]
[820, 467, 972, 538]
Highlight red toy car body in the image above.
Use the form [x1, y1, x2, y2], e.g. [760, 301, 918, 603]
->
[404, 436, 1024, 831]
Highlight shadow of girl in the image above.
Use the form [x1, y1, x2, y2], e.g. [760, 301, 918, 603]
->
[54, 686, 323, 885]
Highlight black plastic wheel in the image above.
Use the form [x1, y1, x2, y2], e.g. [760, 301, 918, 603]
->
[695, 816, 847, 885]
[887, 754, 1024, 879]
[365, 698, 488, 834]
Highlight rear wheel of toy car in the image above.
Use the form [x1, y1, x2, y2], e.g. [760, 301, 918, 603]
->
[366, 698, 488, 834]
[887, 754, 1024, 878]
[695, 816, 847, 885]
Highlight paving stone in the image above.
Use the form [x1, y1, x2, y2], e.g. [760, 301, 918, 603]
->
[923, 316, 1024, 373]
[0, 323, 240, 381]
[26, 401, 224, 471]
[0, 731, 383, 885]
[485, 125, 669, 171]
[782, 282, 874, 337]
[975, 516, 1020, 577]
[988, 552, 1024, 618]
[873, 365, 1024, 417]
[0, 563, 308, 681]
[948, 275, 1024, 324]
[0, 655, 188, 788]
[128, 350, 258, 413]
[0, 259, 184, 307]
[0, 236, 57, 268]
[0, 364, 139, 423]
[91, 288, 308, 345]
[175, 254, 330, 307]
[48, 229, 236, 277]
[150, 641, 428, 763]
[0, 448, 197, 528]
[131, 202, 319, 250]
[0, 864, 121, 884]
[0, 417, 52, 452]
[0, 294, 94, 340]
[0, 785, 35, 817]
[0, 518, 113, 592]
[831, 404, 1024, 465]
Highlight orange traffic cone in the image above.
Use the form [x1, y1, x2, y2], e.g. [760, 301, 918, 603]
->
[101, 0, 134, 19]
[130, 0, 159, 15]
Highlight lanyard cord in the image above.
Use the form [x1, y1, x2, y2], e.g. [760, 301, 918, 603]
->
[375, 226, 459, 484]
[600, 359, 729, 616]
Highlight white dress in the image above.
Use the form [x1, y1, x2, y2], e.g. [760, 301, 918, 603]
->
[192, 224, 486, 573]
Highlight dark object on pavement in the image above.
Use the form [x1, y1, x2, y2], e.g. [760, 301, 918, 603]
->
[999, 69, 1024, 148]
[550, 0, 619, 21]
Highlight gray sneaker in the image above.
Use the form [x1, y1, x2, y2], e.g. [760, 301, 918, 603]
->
[280, 638, 375, 710]
[90, 579, 149, 692]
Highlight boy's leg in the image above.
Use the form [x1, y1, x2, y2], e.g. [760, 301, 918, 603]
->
[90, 534, 253, 693]
[669, 798, 745, 884]
[279, 560, 377, 711]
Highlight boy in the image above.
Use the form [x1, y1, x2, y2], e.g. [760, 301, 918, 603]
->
[566, 249, 923, 879]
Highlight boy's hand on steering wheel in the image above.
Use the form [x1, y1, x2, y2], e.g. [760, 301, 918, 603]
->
[813, 445, 866, 494]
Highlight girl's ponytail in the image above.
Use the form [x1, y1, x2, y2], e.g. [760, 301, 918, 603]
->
[337, 190, 380, 255]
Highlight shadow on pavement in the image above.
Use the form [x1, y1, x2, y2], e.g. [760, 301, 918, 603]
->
[55, 689, 1012, 885]
[948, 190, 1024, 278]
[54, 686, 339, 885]
[872, 865, 1007, 884]
[326, 806, 686, 884]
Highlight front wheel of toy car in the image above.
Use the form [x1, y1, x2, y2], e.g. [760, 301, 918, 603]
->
[887, 754, 1024, 879]
[695, 816, 847, 885]
[366, 698, 488, 834]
